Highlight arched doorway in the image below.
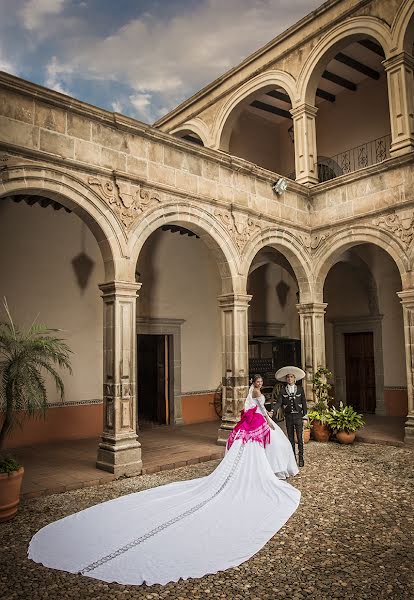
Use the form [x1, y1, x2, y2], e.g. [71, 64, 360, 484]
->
[0, 192, 109, 448]
[133, 214, 236, 429]
[324, 244, 406, 418]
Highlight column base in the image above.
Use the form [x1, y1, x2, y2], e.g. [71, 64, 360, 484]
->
[96, 434, 142, 476]
[390, 140, 414, 158]
[404, 413, 414, 446]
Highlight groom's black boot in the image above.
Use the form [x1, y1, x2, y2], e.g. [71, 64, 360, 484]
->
[298, 456, 304, 467]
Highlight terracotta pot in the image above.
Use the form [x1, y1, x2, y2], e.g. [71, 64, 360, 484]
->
[303, 428, 311, 444]
[312, 420, 330, 442]
[0, 467, 24, 522]
[336, 430, 356, 444]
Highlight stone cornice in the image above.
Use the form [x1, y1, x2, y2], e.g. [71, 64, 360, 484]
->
[0, 77, 307, 196]
[154, 0, 373, 129]
[0, 148, 311, 235]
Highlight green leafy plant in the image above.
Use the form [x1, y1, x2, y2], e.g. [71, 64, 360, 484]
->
[307, 407, 330, 426]
[312, 367, 333, 407]
[0, 298, 72, 471]
[326, 403, 365, 433]
[0, 456, 21, 474]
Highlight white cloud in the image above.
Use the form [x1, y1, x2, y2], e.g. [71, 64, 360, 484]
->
[45, 55, 72, 95]
[20, 0, 66, 31]
[51, 0, 321, 121]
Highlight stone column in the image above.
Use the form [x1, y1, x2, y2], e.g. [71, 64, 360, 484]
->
[397, 289, 414, 445]
[296, 302, 328, 401]
[217, 293, 251, 445]
[384, 52, 414, 157]
[96, 281, 143, 475]
[290, 103, 319, 186]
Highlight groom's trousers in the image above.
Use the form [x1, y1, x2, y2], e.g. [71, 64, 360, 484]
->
[285, 414, 304, 460]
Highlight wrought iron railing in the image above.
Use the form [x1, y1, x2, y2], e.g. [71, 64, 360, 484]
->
[286, 133, 391, 183]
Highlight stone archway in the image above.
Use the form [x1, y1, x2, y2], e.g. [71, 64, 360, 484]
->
[211, 70, 297, 163]
[392, 0, 414, 53]
[0, 163, 124, 280]
[170, 118, 210, 147]
[314, 229, 410, 439]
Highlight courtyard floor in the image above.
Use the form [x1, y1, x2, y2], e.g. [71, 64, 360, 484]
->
[1, 441, 413, 600]
[9, 415, 407, 499]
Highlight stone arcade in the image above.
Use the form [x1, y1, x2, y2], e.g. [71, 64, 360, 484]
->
[1, 0, 414, 475]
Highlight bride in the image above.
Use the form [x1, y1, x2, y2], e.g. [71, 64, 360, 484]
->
[28, 374, 301, 586]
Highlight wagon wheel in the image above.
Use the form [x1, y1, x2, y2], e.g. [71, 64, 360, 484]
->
[213, 382, 223, 418]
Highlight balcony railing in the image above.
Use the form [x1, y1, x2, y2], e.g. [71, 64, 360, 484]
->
[287, 133, 391, 183]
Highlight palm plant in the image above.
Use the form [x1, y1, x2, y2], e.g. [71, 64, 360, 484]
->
[0, 298, 72, 454]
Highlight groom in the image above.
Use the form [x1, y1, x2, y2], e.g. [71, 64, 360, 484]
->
[273, 366, 308, 467]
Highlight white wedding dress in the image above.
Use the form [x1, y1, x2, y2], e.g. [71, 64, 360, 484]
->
[28, 389, 301, 586]
[244, 393, 299, 479]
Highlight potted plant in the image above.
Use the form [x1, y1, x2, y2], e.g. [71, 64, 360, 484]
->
[326, 403, 365, 444]
[310, 367, 334, 442]
[0, 299, 72, 521]
[303, 419, 311, 444]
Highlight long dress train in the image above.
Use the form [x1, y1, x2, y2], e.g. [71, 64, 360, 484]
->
[28, 389, 301, 586]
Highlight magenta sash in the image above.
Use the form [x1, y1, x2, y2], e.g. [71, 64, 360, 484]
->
[226, 406, 271, 450]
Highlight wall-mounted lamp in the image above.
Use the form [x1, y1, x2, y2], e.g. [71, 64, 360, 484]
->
[288, 125, 294, 143]
[272, 177, 288, 195]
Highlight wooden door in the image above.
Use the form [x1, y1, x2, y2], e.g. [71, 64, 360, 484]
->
[344, 332, 376, 413]
[137, 334, 168, 425]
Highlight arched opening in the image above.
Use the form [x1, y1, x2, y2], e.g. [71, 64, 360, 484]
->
[135, 222, 223, 428]
[400, 8, 414, 54]
[306, 34, 391, 182]
[323, 243, 406, 422]
[0, 191, 111, 449]
[220, 84, 295, 176]
[173, 130, 204, 147]
[247, 247, 301, 404]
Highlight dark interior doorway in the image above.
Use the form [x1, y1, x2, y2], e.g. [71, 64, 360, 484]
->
[344, 332, 376, 413]
[137, 334, 172, 426]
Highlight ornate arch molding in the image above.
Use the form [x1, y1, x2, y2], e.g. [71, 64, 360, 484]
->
[127, 201, 244, 294]
[212, 70, 297, 151]
[392, 0, 414, 53]
[312, 225, 409, 300]
[241, 227, 315, 303]
[0, 163, 125, 280]
[298, 17, 393, 104]
[170, 118, 210, 147]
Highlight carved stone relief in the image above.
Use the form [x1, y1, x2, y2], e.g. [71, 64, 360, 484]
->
[215, 208, 261, 252]
[88, 175, 161, 230]
[373, 210, 414, 249]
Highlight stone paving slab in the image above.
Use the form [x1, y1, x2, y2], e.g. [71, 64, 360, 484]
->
[1, 441, 413, 600]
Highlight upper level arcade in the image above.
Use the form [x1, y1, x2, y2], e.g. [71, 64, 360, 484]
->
[156, 0, 414, 187]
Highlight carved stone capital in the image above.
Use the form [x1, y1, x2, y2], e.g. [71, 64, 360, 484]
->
[88, 174, 162, 230]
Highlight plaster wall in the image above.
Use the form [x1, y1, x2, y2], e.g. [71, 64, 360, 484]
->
[248, 263, 300, 339]
[0, 200, 104, 405]
[136, 228, 222, 393]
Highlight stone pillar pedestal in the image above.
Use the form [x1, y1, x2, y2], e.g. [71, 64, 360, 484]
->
[384, 53, 414, 157]
[296, 302, 328, 401]
[290, 103, 319, 186]
[217, 294, 251, 445]
[397, 289, 414, 445]
[97, 281, 143, 475]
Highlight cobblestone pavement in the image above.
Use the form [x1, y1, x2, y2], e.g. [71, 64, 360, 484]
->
[1, 441, 413, 600]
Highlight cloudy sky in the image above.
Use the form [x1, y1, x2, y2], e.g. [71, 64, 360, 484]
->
[1, 0, 322, 124]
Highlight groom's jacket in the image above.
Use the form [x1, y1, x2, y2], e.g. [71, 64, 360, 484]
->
[273, 385, 307, 418]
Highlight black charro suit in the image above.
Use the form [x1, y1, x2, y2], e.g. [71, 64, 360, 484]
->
[273, 385, 307, 463]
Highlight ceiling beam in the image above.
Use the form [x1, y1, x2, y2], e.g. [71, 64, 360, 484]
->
[322, 70, 357, 91]
[250, 100, 292, 119]
[358, 39, 385, 58]
[334, 52, 380, 79]
[316, 88, 336, 102]
[266, 90, 291, 104]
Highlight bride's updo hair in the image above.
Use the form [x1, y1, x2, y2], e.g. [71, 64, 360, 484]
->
[252, 374, 263, 383]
